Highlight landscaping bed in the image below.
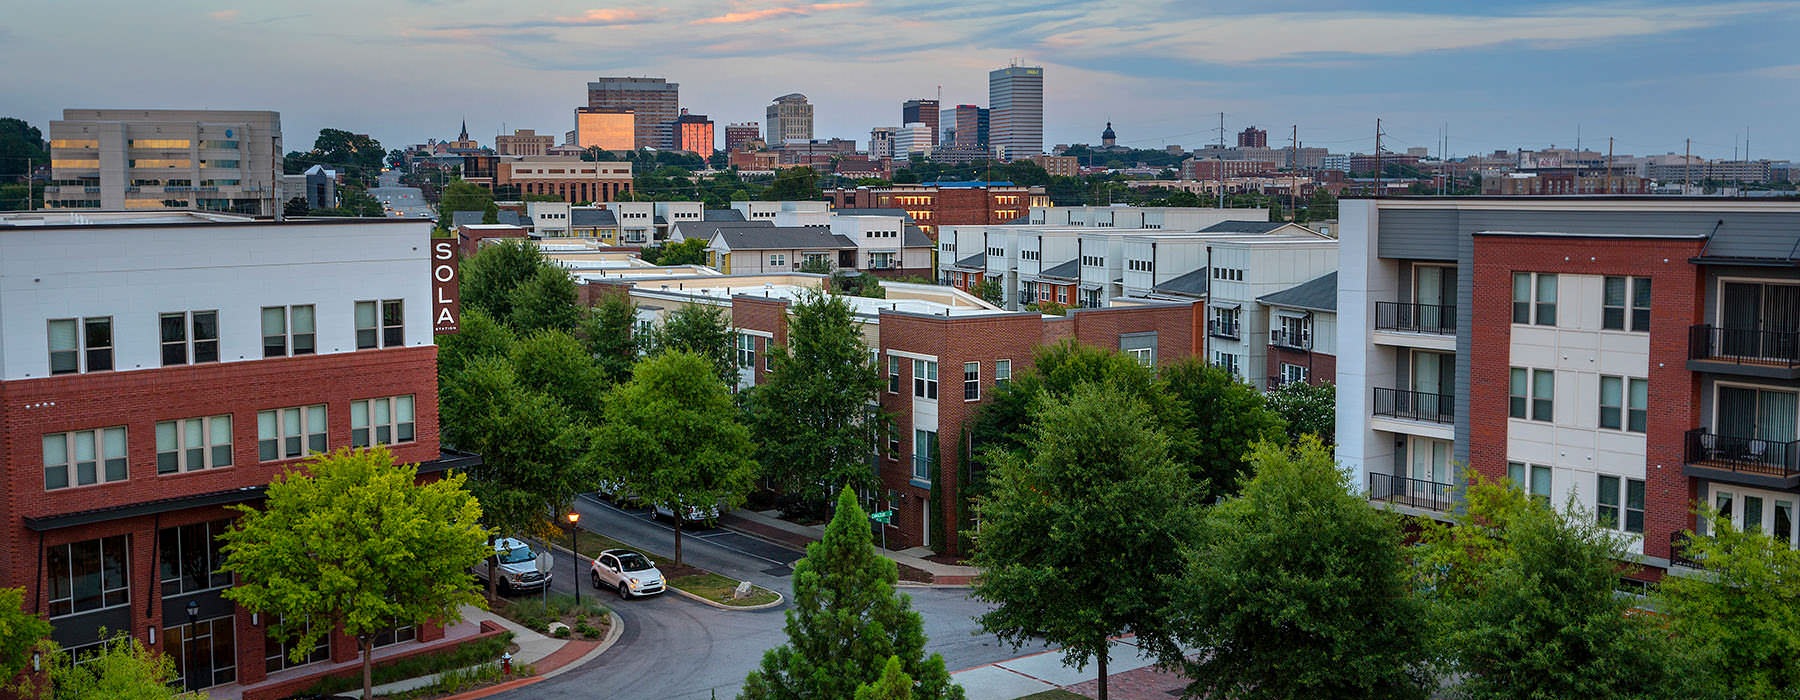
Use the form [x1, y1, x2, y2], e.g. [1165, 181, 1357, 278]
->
[285, 630, 518, 699]
[489, 593, 610, 640]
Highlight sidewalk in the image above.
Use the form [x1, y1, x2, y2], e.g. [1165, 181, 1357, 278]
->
[721, 509, 980, 585]
[949, 638, 1176, 700]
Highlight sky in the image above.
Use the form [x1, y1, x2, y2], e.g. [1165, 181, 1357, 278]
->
[6, 0, 1800, 161]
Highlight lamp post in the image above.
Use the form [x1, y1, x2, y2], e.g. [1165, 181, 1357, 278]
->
[566, 510, 581, 607]
[184, 599, 199, 691]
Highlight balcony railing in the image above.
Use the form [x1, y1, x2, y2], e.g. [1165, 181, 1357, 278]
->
[1374, 387, 1455, 424]
[1375, 302, 1457, 334]
[1683, 428, 1800, 478]
[1207, 320, 1240, 340]
[1688, 324, 1800, 368]
[1368, 472, 1456, 512]
[1670, 531, 1702, 569]
[1270, 328, 1311, 350]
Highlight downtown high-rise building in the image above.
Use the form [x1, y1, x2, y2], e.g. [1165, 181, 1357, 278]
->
[988, 65, 1043, 160]
[902, 99, 940, 146]
[724, 123, 762, 152]
[586, 77, 679, 149]
[951, 105, 989, 148]
[765, 94, 814, 145]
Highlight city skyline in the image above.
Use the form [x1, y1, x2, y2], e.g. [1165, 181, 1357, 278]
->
[5, 1, 1799, 160]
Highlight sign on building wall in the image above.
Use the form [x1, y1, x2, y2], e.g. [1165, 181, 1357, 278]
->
[433, 238, 460, 334]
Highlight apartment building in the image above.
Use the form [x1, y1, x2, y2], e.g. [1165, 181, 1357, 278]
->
[46, 109, 284, 216]
[461, 156, 634, 204]
[1337, 197, 1800, 576]
[599, 201, 702, 244]
[703, 217, 933, 276]
[828, 183, 1047, 239]
[0, 212, 472, 695]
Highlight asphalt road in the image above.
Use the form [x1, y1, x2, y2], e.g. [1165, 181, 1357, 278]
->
[496, 495, 1046, 700]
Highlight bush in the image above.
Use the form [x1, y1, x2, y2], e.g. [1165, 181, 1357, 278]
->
[553, 626, 571, 639]
[299, 632, 513, 696]
[576, 622, 602, 639]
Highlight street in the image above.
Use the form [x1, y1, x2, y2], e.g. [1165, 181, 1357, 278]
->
[498, 495, 1046, 700]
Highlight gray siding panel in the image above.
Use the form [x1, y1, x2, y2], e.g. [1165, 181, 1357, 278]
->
[1376, 210, 1460, 260]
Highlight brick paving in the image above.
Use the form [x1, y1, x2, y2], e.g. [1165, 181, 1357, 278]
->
[1061, 663, 1189, 700]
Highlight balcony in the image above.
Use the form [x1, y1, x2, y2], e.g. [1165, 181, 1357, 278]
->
[1669, 531, 1702, 569]
[1368, 472, 1456, 513]
[1207, 320, 1240, 340]
[1375, 302, 1457, 335]
[1688, 325, 1800, 379]
[1683, 428, 1800, 489]
[1270, 328, 1311, 350]
[1374, 387, 1454, 424]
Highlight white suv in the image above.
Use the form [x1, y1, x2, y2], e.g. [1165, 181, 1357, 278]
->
[478, 537, 551, 594]
[590, 548, 666, 599]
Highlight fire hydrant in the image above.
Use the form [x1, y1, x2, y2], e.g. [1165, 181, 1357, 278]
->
[500, 651, 513, 675]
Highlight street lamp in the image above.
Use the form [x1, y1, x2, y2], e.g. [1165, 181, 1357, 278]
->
[184, 600, 199, 691]
[566, 510, 581, 607]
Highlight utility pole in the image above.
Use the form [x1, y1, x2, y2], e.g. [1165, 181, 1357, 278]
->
[1216, 112, 1226, 209]
[1374, 118, 1384, 198]
[1289, 125, 1298, 220]
[1684, 138, 1692, 195]
[1606, 137, 1615, 195]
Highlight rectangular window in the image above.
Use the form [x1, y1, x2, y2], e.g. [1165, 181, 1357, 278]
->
[995, 359, 1011, 389]
[913, 359, 938, 400]
[355, 301, 404, 349]
[265, 619, 331, 673]
[1532, 369, 1554, 422]
[263, 305, 315, 358]
[46, 535, 131, 618]
[1212, 351, 1240, 377]
[769, 253, 786, 267]
[1600, 376, 1623, 430]
[47, 317, 113, 374]
[1627, 378, 1647, 433]
[1602, 276, 1652, 331]
[1531, 464, 1552, 502]
[258, 405, 326, 461]
[912, 429, 937, 482]
[1509, 368, 1528, 418]
[160, 520, 233, 596]
[1280, 363, 1310, 386]
[963, 362, 980, 401]
[352, 395, 415, 448]
[1602, 277, 1627, 330]
[156, 415, 233, 474]
[1535, 273, 1558, 326]
[44, 427, 128, 490]
[1597, 475, 1622, 529]
[1512, 273, 1531, 323]
[887, 356, 901, 394]
[159, 310, 220, 366]
[1513, 272, 1558, 325]
[1597, 476, 1645, 534]
[1631, 277, 1651, 331]
[737, 334, 756, 370]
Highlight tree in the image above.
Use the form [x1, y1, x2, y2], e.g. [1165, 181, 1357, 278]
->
[34, 631, 196, 700]
[743, 489, 963, 700]
[509, 330, 608, 421]
[1656, 512, 1800, 698]
[580, 295, 640, 386]
[1306, 188, 1338, 220]
[1264, 380, 1335, 445]
[283, 196, 310, 218]
[460, 240, 549, 323]
[970, 278, 1004, 307]
[435, 307, 516, 380]
[595, 351, 757, 565]
[507, 265, 581, 334]
[1, 587, 50, 687]
[797, 256, 833, 274]
[1162, 360, 1287, 501]
[480, 201, 499, 225]
[436, 180, 495, 227]
[746, 292, 885, 513]
[0, 117, 47, 181]
[1176, 438, 1432, 699]
[640, 237, 708, 266]
[971, 385, 1199, 700]
[310, 128, 385, 187]
[220, 448, 488, 700]
[648, 303, 737, 387]
[854, 656, 915, 700]
[764, 167, 821, 201]
[1415, 481, 1678, 699]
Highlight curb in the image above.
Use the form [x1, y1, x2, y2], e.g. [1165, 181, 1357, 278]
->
[438, 609, 623, 699]
[667, 582, 785, 611]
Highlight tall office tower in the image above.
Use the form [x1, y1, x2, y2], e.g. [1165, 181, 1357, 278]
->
[586, 77, 680, 149]
[765, 94, 814, 145]
[724, 123, 762, 152]
[870, 127, 897, 160]
[674, 110, 716, 155]
[1238, 126, 1268, 148]
[574, 108, 635, 151]
[952, 105, 989, 148]
[46, 109, 283, 215]
[902, 99, 940, 146]
[988, 65, 1044, 160]
[495, 129, 555, 156]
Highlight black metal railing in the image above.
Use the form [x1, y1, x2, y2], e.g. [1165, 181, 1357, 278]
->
[1683, 428, 1800, 477]
[1270, 328, 1311, 350]
[1368, 472, 1456, 512]
[1688, 324, 1800, 368]
[1374, 387, 1455, 424]
[1375, 302, 1457, 334]
[1207, 320, 1241, 340]
[1670, 531, 1702, 569]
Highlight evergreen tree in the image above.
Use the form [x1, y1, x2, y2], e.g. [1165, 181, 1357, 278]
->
[743, 489, 963, 700]
[854, 657, 915, 700]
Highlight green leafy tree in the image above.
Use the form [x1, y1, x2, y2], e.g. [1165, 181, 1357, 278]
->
[507, 265, 581, 334]
[221, 448, 488, 700]
[648, 303, 737, 387]
[437, 180, 495, 227]
[854, 656, 915, 700]
[480, 201, 499, 224]
[595, 351, 757, 565]
[797, 256, 833, 274]
[972, 384, 1200, 700]
[1415, 481, 1678, 699]
[743, 489, 963, 700]
[646, 237, 709, 266]
[580, 295, 640, 386]
[434, 307, 517, 380]
[1306, 188, 1338, 220]
[1656, 512, 1800, 698]
[1, 587, 50, 687]
[1264, 380, 1335, 445]
[459, 240, 548, 323]
[1177, 438, 1432, 699]
[509, 329, 608, 421]
[0, 118, 47, 181]
[310, 128, 386, 186]
[764, 167, 821, 201]
[1162, 359, 1287, 500]
[969, 278, 1004, 307]
[746, 292, 884, 512]
[34, 631, 196, 700]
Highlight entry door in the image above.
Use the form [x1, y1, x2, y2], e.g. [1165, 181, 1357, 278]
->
[1414, 266, 1456, 328]
[166, 615, 236, 691]
[1410, 437, 1452, 485]
[920, 497, 932, 550]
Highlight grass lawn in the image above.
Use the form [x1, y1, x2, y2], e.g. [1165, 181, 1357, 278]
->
[528, 529, 781, 607]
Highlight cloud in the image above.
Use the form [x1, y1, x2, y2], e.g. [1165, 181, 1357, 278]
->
[691, 2, 866, 25]
[209, 9, 239, 21]
[554, 8, 648, 25]
[1752, 64, 1800, 79]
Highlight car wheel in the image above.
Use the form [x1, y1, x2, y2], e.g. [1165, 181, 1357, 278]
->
[617, 582, 630, 600]
[591, 571, 603, 589]
[499, 579, 512, 595]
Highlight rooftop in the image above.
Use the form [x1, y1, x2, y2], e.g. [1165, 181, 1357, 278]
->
[1257, 271, 1339, 312]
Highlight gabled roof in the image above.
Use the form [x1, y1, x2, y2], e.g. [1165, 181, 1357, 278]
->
[903, 225, 932, 247]
[451, 210, 525, 227]
[713, 225, 855, 251]
[570, 208, 617, 228]
[703, 209, 747, 222]
[1199, 220, 1288, 234]
[673, 219, 774, 242]
[1258, 271, 1338, 312]
[1039, 259, 1080, 280]
[1154, 267, 1209, 297]
[954, 252, 987, 269]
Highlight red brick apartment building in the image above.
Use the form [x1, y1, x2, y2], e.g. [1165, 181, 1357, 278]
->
[0, 212, 475, 695]
[827, 183, 1049, 239]
[1338, 198, 1800, 579]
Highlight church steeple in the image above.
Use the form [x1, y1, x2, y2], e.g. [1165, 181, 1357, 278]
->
[1101, 121, 1116, 148]
[458, 119, 469, 142]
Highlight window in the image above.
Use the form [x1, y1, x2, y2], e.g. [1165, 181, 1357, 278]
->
[912, 429, 937, 482]
[887, 356, 901, 394]
[44, 427, 128, 490]
[1708, 487, 1799, 548]
[47, 535, 131, 618]
[265, 619, 330, 673]
[869, 252, 897, 270]
[912, 359, 938, 400]
[159, 311, 220, 366]
[352, 395, 415, 447]
[769, 253, 786, 267]
[737, 334, 757, 370]
[160, 520, 232, 596]
[1507, 462, 1553, 501]
[1056, 287, 1068, 304]
[1603, 277, 1652, 331]
[1511, 272, 1557, 326]
[1599, 376, 1648, 432]
[1596, 476, 1645, 534]
[1209, 307, 1241, 339]
[258, 405, 326, 461]
[1509, 368, 1527, 418]
[355, 300, 405, 349]
[157, 415, 233, 474]
[48, 317, 113, 374]
[166, 615, 237, 689]
[1510, 368, 1553, 421]
[1212, 351, 1240, 377]
[963, 362, 980, 401]
[995, 359, 1011, 389]
[1280, 363, 1310, 386]
[262, 305, 315, 357]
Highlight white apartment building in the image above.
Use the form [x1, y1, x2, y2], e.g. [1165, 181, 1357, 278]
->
[47, 109, 284, 216]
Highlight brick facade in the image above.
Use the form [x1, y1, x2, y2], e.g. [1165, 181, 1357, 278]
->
[1266, 344, 1336, 387]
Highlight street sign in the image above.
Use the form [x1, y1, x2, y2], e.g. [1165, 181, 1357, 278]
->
[535, 552, 554, 574]
[870, 509, 895, 524]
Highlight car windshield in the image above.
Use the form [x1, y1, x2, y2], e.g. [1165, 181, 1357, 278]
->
[499, 546, 534, 564]
[617, 553, 654, 572]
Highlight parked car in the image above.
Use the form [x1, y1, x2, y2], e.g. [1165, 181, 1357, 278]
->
[475, 537, 551, 594]
[590, 548, 666, 599]
[652, 499, 721, 525]
[597, 480, 640, 506]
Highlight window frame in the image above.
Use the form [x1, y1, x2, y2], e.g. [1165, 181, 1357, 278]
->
[44, 427, 129, 490]
[262, 305, 316, 358]
[912, 359, 938, 400]
[46, 535, 131, 618]
[159, 519, 234, 596]
[995, 359, 1011, 389]
[352, 395, 416, 448]
[963, 361, 980, 402]
[887, 355, 901, 394]
[258, 405, 327, 461]
[912, 429, 937, 483]
[157, 414, 233, 474]
[48, 316, 114, 374]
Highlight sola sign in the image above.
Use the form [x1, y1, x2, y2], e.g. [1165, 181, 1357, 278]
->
[432, 239, 461, 334]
